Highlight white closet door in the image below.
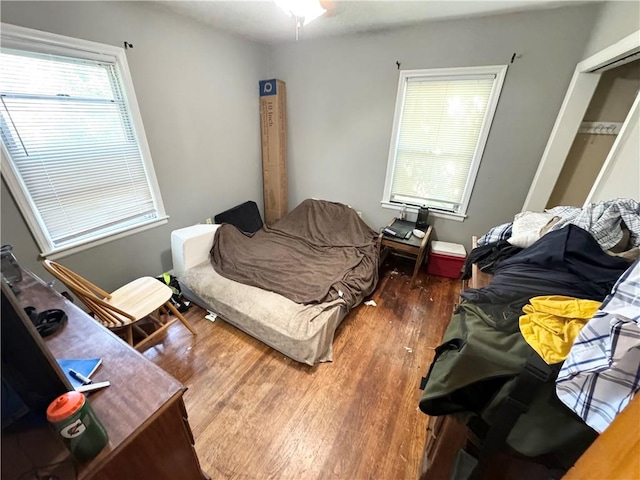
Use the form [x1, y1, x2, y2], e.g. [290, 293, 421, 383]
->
[585, 93, 640, 204]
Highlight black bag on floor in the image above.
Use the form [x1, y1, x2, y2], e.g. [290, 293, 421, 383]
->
[156, 273, 191, 313]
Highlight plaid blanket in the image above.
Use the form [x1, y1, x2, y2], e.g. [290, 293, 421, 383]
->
[556, 259, 640, 433]
[477, 222, 512, 247]
[546, 199, 640, 250]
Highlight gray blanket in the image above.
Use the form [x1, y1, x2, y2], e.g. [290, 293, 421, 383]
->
[210, 199, 379, 307]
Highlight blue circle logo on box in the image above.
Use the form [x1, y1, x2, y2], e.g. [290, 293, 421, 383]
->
[259, 79, 277, 96]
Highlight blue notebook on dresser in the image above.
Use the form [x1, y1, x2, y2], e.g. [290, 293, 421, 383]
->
[57, 358, 102, 389]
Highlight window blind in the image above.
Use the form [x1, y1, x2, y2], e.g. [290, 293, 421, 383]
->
[390, 75, 496, 212]
[0, 49, 158, 249]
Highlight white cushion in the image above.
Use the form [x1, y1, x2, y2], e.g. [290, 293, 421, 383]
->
[508, 212, 555, 248]
[171, 224, 220, 275]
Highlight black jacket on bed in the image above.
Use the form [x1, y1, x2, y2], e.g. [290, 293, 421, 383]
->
[460, 225, 630, 333]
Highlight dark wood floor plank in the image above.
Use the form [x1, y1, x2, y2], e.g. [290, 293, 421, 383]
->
[144, 257, 459, 479]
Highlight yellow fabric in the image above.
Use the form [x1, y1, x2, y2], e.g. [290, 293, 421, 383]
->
[519, 296, 601, 364]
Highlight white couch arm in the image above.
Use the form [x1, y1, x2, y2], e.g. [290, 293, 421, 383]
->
[171, 224, 220, 275]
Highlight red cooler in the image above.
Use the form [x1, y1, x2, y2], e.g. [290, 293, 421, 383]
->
[427, 241, 467, 279]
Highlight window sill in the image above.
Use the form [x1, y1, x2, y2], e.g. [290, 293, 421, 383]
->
[41, 216, 169, 260]
[380, 201, 467, 222]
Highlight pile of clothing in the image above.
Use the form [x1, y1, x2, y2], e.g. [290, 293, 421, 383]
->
[556, 260, 640, 434]
[419, 210, 638, 470]
[472, 199, 639, 272]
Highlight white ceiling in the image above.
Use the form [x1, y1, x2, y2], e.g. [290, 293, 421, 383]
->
[156, 0, 598, 44]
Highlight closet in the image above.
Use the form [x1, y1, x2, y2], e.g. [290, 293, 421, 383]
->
[547, 59, 639, 207]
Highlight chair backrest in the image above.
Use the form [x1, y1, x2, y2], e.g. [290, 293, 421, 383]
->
[42, 260, 135, 328]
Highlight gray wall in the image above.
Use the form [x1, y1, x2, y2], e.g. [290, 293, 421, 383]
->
[267, 4, 599, 248]
[0, 1, 268, 290]
[582, 1, 640, 59]
[0, 1, 608, 290]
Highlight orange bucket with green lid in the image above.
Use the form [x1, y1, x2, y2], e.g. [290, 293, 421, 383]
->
[47, 391, 108, 462]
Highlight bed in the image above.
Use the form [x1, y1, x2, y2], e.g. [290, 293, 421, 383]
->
[171, 199, 379, 365]
[418, 223, 634, 476]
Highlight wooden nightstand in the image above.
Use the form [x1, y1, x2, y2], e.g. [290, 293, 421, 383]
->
[377, 220, 433, 288]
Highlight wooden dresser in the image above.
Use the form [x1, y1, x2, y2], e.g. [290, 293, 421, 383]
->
[420, 237, 490, 479]
[2, 270, 208, 480]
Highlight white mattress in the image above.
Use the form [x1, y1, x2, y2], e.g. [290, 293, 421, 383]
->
[179, 261, 348, 365]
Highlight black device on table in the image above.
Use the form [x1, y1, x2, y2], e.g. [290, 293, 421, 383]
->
[415, 207, 430, 232]
[383, 219, 414, 239]
[382, 206, 430, 240]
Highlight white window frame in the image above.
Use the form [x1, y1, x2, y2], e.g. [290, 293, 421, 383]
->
[381, 65, 508, 221]
[0, 23, 167, 259]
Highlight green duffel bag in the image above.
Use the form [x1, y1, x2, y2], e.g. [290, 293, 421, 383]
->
[419, 301, 596, 460]
[420, 301, 531, 416]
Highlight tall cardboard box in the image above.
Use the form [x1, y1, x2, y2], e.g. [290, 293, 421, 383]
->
[259, 79, 287, 225]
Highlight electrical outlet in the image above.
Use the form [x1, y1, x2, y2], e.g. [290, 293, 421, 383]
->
[205, 217, 212, 224]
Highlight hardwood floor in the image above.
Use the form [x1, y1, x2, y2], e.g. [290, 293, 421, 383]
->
[143, 259, 460, 479]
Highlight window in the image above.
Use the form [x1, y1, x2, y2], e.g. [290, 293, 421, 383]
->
[382, 65, 507, 219]
[0, 24, 167, 258]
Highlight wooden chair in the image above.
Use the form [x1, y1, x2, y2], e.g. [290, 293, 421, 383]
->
[42, 260, 196, 350]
